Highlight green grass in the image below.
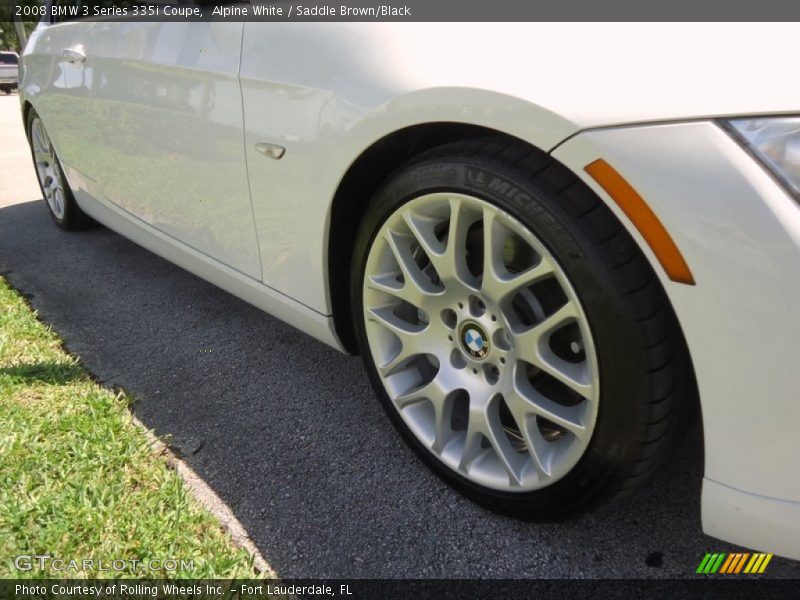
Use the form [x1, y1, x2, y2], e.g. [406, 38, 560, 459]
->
[0, 277, 263, 579]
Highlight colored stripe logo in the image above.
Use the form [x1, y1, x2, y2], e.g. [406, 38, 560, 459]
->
[696, 552, 773, 574]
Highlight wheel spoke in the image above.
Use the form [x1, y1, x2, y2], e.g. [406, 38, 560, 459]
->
[458, 408, 486, 474]
[401, 198, 478, 293]
[393, 366, 454, 406]
[43, 175, 57, 202]
[498, 401, 553, 478]
[455, 394, 523, 485]
[53, 191, 64, 216]
[32, 123, 46, 152]
[401, 209, 444, 266]
[367, 273, 425, 308]
[443, 197, 479, 290]
[483, 404, 525, 486]
[481, 207, 503, 293]
[34, 149, 51, 166]
[366, 305, 426, 338]
[513, 303, 592, 397]
[521, 418, 555, 478]
[383, 230, 441, 308]
[525, 347, 591, 398]
[377, 343, 415, 377]
[393, 380, 437, 409]
[488, 256, 556, 302]
[506, 383, 587, 440]
[34, 124, 51, 156]
[393, 370, 461, 452]
[431, 394, 454, 453]
[480, 207, 556, 301]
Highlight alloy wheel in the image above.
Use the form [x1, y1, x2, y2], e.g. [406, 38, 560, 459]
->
[362, 193, 599, 491]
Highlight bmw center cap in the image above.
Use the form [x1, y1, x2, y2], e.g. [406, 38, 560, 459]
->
[460, 322, 490, 359]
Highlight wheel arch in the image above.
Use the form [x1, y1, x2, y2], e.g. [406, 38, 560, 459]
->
[327, 122, 543, 354]
[21, 100, 34, 139]
[326, 124, 700, 458]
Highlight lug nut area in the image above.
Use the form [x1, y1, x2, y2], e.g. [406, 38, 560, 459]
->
[445, 297, 512, 386]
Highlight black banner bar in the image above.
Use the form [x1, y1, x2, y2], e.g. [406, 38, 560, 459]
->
[3, 579, 798, 600]
[10, 0, 800, 22]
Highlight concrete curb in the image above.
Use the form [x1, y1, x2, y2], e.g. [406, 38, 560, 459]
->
[130, 414, 274, 577]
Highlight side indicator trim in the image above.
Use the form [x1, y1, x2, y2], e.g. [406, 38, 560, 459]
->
[584, 158, 695, 286]
[255, 142, 286, 160]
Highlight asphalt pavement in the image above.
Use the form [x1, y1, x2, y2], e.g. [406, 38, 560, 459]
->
[1, 95, 798, 578]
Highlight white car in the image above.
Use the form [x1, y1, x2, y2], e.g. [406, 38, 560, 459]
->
[19, 20, 800, 561]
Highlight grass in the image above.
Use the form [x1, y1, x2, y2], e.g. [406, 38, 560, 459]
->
[0, 276, 262, 579]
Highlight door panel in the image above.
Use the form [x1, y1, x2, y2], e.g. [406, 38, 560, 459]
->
[239, 23, 340, 305]
[71, 22, 261, 280]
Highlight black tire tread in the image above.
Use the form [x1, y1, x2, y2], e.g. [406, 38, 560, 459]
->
[395, 136, 697, 508]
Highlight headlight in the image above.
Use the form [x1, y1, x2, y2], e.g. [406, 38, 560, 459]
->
[723, 117, 800, 200]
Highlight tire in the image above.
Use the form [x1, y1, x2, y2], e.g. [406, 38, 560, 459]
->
[351, 136, 696, 518]
[26, 108, 93, 231]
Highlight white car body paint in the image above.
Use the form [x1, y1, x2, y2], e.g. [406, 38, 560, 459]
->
[28, 22, 262, 280]
[552, 123, 800, 559]
[19, 21, 800, 559]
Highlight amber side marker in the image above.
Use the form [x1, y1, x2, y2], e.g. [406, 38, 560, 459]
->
[584, 159, 695, 285]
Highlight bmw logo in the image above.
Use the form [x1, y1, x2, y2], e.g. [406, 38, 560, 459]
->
[460, 322, 490, 359]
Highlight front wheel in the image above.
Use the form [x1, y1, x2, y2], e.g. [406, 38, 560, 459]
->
[351, 137, 695, 517]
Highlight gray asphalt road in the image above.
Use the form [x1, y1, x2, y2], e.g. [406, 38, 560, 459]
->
[1, 96, 798, 579]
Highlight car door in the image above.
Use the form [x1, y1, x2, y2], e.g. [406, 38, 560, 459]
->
[68, 20, 261, 280]
[21, 3, 91, 173]
[239, 23, 343, 306]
